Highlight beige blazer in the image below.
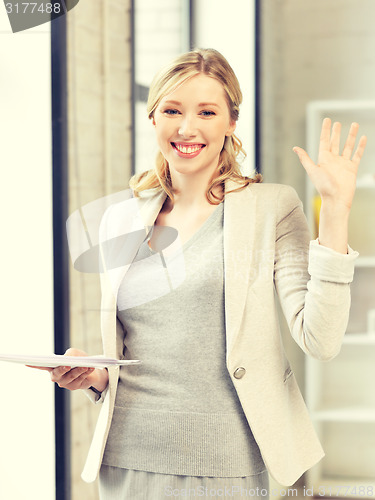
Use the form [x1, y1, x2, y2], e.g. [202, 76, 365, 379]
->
[81, 180, 357, 486]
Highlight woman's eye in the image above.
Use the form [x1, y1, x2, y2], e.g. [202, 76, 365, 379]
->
[163, 109, 179, 115]
[200, 110, 215, 117]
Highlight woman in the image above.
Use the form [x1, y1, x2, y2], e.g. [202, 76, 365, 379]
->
[37, 49, 366, 498]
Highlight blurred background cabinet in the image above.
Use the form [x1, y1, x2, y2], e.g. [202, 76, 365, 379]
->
[305, 101, 375, 497]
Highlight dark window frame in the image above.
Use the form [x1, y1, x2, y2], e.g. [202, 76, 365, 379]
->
[51, 12, 71, 500]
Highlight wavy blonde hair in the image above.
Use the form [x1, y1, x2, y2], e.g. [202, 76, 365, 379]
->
[129, 48, 262, 204]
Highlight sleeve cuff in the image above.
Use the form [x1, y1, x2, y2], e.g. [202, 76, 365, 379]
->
[84, 385, 108, 404]
[308, 238, 359, 283]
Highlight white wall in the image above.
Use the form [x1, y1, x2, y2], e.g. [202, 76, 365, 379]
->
[194, 0, 256, 175]
[0, 8, 55, 500]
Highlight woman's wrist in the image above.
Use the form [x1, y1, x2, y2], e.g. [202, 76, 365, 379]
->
[318, 200, 350, 254]
[90, 368, 109, 393]
[320, 196, 351, 217]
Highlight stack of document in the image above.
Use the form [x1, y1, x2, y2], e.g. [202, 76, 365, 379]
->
[0, 353, 140, 369]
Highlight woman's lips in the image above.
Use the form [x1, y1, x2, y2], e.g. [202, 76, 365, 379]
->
[171, 142, 205, 158]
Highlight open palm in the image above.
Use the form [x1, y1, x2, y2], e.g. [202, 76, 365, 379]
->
[293, 118, 367, 210]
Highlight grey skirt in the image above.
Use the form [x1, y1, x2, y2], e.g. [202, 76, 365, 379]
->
[99, 465, 269, 500]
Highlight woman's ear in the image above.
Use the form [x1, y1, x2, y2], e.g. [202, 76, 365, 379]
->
[225, 120, 236, 137]
[151, 116, 156, 127]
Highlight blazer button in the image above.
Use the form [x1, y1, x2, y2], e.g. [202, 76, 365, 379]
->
[233, 367, 246, 379]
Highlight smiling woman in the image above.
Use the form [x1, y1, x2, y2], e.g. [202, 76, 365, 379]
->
[41, 47, 366, 500]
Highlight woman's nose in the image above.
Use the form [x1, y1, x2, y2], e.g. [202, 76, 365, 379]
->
[178, 115, 197, 138]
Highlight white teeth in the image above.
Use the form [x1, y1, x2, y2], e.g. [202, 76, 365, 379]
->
[175, 144, 201, 154]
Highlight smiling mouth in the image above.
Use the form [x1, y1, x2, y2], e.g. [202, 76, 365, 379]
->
[171, 142, 205, 158]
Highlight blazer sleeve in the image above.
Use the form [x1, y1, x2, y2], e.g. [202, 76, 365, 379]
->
[273, 185, 358, 361]
[84, 385, 109, 404]
[83, 317, 125, 404]
[83, 196, 131, 404]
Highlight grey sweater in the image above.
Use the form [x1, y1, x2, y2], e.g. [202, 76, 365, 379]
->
[102, 202, 266, 476]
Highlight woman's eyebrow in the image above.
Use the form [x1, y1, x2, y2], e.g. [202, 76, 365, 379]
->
[198, 102, 220, 108]
[161, 100, 220, 108]
[162, 100, 182, 106]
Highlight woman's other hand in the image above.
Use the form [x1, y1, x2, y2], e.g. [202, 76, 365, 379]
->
[27, 348, 109, 392]
[293, 117, 367, 211]
[293, 118, 367, 253]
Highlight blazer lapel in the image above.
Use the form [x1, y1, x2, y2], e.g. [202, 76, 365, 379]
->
[224, 180, 256, 357]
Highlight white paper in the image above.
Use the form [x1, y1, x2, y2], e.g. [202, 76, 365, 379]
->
[0, 353, 140, 369]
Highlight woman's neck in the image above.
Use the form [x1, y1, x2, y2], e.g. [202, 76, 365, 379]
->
[165, 182, 223, 212]
[167, 169, 223, 210]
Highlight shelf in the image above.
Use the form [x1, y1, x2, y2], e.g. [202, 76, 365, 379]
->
[356, 181, 375, 189]
[342, 333, 375, 344]
[305, 100, 375, 494]
[312, 408, 375, 423]
[355, 257, 375, 268]
[307, 100, 375, 112]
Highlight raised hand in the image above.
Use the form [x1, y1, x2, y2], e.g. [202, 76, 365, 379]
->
[293, 118, 367, 211]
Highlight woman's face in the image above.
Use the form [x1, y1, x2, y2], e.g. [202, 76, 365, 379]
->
[152, 74, 236, 181]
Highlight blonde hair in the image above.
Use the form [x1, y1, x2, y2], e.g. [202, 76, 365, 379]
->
[129, 48, 262, 204]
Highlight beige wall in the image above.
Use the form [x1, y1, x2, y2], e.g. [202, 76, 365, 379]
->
[66, 1, 132, 498]
[261, 0, 375, 193]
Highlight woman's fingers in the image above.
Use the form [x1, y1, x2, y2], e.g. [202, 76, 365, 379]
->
[63, 369, 95, 391]
[49, 365, 74, 383]
[313, 119, 366, 165]
[293, 146, 315, 176]
[342, 122, 359, 159]
[50, 366, 95, 389]
[26, 365, 53, 372]
[330, 121, 341, 155]
[351, 135, 367, 167]
[319, 117, 332, 153]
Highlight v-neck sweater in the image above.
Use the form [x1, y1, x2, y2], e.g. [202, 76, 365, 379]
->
[101, 201, 266, 477]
